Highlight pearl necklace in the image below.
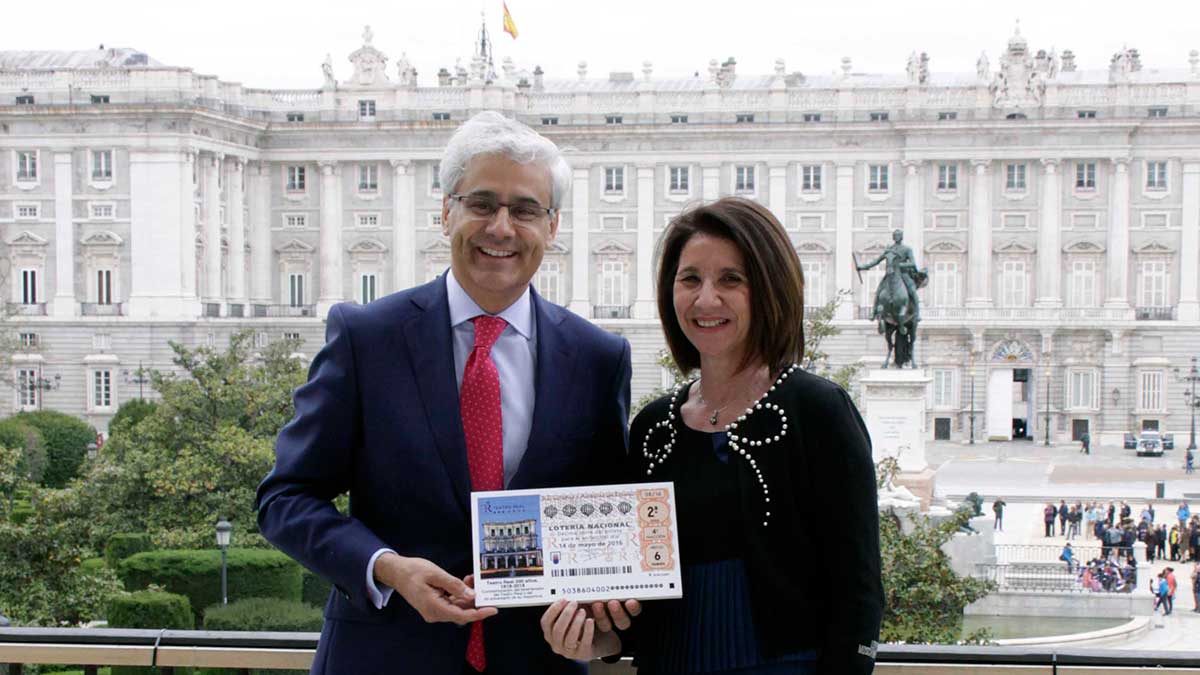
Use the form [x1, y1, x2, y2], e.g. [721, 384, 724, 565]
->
[642, 363, 798, 527]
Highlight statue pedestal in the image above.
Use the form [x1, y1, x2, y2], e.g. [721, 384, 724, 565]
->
[861, 369, 935, 507]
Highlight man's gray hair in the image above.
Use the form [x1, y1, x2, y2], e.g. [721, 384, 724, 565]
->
[439, 111, 571, 209]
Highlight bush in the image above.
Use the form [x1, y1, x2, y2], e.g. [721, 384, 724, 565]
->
[106, 533, 152, 569]
[0, 418, 46, 487]
[203, 597, 323, 632]
[107, 590, 193, 675]
[11, 411, 96, 488]
[107, 589, 193, 629]
[80, 557, 106, 575]
[118, 549, 301, 623]
[301, 568, 332, 608]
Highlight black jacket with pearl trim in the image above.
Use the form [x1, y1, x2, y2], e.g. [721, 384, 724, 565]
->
[626, 365, 883, 675]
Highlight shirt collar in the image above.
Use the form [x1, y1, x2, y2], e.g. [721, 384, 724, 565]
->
[445, 269, 534, 340]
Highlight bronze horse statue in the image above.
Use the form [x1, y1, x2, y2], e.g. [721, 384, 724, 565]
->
[857, 230, 928, 369]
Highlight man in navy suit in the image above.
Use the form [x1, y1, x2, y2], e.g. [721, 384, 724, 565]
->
[257, 111, 632, 674]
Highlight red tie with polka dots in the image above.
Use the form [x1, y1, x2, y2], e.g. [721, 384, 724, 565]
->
[462, 315, 507, 672]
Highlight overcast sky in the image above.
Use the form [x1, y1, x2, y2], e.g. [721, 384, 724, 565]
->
[6, 0, 1199, 89]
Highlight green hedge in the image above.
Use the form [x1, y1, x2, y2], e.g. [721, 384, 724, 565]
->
[80, 557, 107, 575]
[118, 548, 301, 623]
[301, 568, 332, 608]
[107, 399, 158, 441]
[106, 533, 153, 568]
[10, 410, 96, 488]
[107, 589, 194, 675]
[203, 597, 323, 632]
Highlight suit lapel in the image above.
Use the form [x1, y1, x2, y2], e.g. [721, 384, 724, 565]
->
[509, 292, 578, 490]
[402, 276, 472, 515]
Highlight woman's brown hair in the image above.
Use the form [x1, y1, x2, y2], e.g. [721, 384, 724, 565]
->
[655, 197, 805, 376]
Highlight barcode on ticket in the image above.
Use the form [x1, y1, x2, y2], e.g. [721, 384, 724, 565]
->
[550, 565, 634, 577]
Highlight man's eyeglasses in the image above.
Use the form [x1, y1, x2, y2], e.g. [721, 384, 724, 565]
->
[449, 193, 556, 224]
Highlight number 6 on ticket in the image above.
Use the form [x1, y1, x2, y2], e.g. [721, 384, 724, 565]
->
[470, 482, 683, 608]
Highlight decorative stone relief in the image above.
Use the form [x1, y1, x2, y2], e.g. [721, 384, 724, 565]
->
[346, 25, 389, 88]
[990, 339, 1034, 363]
[988, 24, 1045, 111]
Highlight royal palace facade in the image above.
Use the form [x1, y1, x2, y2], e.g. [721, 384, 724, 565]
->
[2, 25, 1199, 446]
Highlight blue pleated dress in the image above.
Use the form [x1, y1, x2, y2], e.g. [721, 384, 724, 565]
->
[631, 430, 818, 675]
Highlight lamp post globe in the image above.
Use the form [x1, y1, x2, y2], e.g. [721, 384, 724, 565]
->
[215, 519, 232, 605]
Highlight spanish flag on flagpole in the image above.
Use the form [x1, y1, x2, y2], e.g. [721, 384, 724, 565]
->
[502, 2, 519, 39]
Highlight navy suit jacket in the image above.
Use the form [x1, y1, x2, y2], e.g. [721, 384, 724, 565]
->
[256, 276, 632, 675]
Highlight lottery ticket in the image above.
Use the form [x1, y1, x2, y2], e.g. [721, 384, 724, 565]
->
[470, 482, 683, 608]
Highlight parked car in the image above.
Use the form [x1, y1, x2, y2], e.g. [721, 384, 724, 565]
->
[1124, 432, 1139, 449]
[1163, 433, 1175, 450]
[1137, 431, 1163, 457]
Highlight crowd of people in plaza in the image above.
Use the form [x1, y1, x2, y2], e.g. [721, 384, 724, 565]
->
[1028, 499, 1200, 606]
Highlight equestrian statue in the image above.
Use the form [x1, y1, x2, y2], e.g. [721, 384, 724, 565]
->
[855, 229, 928, 369]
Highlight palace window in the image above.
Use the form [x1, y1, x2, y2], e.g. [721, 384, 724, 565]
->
[20, 269, 38, 304]
[358, 164, 378, 192]
[1069, 370, 1097, 409]
[802, 113, 821, 122]
[286, 112, 305, 122]
[933, 369, 957, 407]
[536, 260, 563, 305]
[17, 369, 38, 409]
[605, 115, 623, 125]
[670, 114, 688, 124]
[1075, 162, 1096, 190]
[96, 269, 113, 305]
[15, 95, 35, 105]
[604, 166, 625, 194]
[541, 117, 558, 125]
[19, 333, 38, 348]
[92, 150, 114, 181]
[1146, 161, 1167, 191]
[16, 204, 39, 219]
[932, 261, 960, 307]
[356, 213, 379, 229]
[431, 162, 441, 193]
[289, 273, 306, 307]
[92, 95, 110, 104]
[1140, 370, 1164, 411]
[868, 164, 888, 192]
[1148, 107, 1168, 118]
[284, 214, 307, 229]
[1000, 260, 1027, 307]
[92, 369, 113, 409]
[669, 166, 689, 193]
[869, 112, 889, 122]
[16, 151, 37, 181]
[937, 111, 957, 121]
[937, 164, 957, 191]
[1077, 110, 1097, 119]
[802, 261, 825, 306]
[735, 165, 756, 193]
[286, 165, 306, 192]
[358, 99, 376, 121]
[735, 113, 755, 123]
[91, 203, 115, 219]
[801, 165, 822, 191]
[1070, 260, 1097, 307]
[599, 260, 627, 306]
[432, 112, 451, 121]
[1138, 260, 1168, 307]
[360, 273, 378, 304]
[1006, 163, 1027, 191]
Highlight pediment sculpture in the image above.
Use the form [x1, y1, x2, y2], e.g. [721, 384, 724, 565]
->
[347, 25, 390, 87]
[989, 24, 1045, 111]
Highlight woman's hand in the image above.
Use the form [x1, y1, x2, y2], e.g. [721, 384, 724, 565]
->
[540, 599, 622, 661]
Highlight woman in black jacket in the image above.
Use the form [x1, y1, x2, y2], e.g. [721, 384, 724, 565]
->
[542, 198, 883, 674]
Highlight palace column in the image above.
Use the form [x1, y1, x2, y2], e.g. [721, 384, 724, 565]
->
[249, 161, 272, 305]
[51, 151, 76, 317]
[966, 160, 993, 308]
[902, 160, 924, 259]
[568, 166, 591, 317]
[317, 160, 342, 316]
[1178, 161, 1200, 321]
[391, 160, 416, 292]
[702, 164, 721, 200]
[180, 151, 198, 309]
[228, 156, 247, 311]
[834, 163, 854, 320]
[128, 150, 190, 317]
[633, 165, 656, 319]
[768, 163, 788, 228]
[1105, 158, 1131, 309]
[1035, 159, 1063, 308]
[203, 152, 223, 310]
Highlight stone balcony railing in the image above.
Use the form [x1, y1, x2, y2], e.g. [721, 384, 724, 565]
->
[251, 303, 317, 318]
[80, 302, 124, 317]
[5, 303, 46, 316]
[920, 306, 1138, 323]
[593, 304, 631, 319]
[5, 627, 1200, 674]
[1135, 305, 1176, 321]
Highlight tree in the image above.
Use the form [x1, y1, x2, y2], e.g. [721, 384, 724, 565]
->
[10, 410, 96, 488]
[875, 460, 995, 643]
[69, 330, 306, 550]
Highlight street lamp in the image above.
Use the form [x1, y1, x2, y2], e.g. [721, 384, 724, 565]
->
[87, 442, 98, 460]
[968, 352, 976, 445]
[122, 361, 150, 399]
[1178, 357, 1199, 453]
[1044, 353, 1052, 447]
[215, 519, 232, 605]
